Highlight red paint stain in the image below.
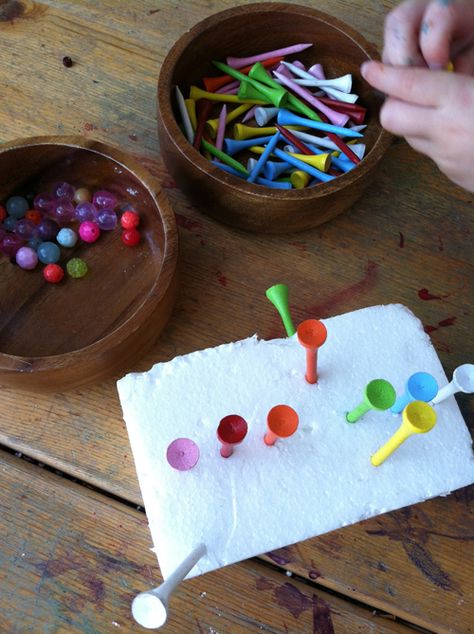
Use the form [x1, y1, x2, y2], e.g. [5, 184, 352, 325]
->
[297, 260, 378, 320]
[439, 316, 456, 327]
[195, 619, 205, 634]
[174, 212, 202, 232]
[291, 241, 307, 252]
[267, 547, 293, 565]
[438, 236, 444, 252]
[256, 577, 274, 591]
[84, 122, 97, 132]
[424, 316, 456, 334]
[216, 271, 228, 287]
[398, 231, 404, 248]
[312, 594, 335, 634]
[308, 569, 320, 580]
[128, 134, 137, 142]
[274, 583, 311, 619]
[418, 288, 444, 301]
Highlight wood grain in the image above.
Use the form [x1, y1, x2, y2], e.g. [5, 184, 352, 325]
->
[0, 449, 414, 634]
[0, 1, 472, 633]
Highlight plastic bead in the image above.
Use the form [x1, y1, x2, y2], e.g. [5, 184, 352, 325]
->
[3, 216, 17, 232]
[6, 195, 29, 219]
[37, 241, 61, 264]
[52, 198, 76, 224]
[121, 210, 140, 229]
[37, 218, 59, 241]
[56, 227, 78, 248]
[79, 221, 100, 243]
[67, 257, 88, 278]
[34, 192, 54, 213]
[43, 263, 64, 283]
[28, 237, 42, 251]
[122, 228, 141, 246]
[14, 218, 38, 240]
[92, 190, 117, 209]
[73, 187, 92, 204]
[97, 208, 118, 231]
[15, 246, 38, 270]
[75, 201, 98, 223]
[1, 234, 24, 257]
[25, 210, 42, 224]
[52, 181, 75, 200]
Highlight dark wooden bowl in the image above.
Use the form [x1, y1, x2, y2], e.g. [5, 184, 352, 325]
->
[0, 136, 179, 392]
[157, 2, 392, 233]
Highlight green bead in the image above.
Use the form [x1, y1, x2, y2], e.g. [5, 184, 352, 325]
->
[66, 257, 88, 278]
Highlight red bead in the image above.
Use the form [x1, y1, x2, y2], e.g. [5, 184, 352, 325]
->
[122, 228, 140, 246]
[43, 263, 64, 284]
[0, 205, 6, 222]
[121, 210, 140, 229]
[25, 209, 42, 224]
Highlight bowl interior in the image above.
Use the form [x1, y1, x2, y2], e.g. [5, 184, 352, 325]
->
[0, 143, 167, 358]
[166, 4, 384, 175]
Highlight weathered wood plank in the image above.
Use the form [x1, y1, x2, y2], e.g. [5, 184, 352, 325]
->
[0, 1, 472, 633]
[0, 450, 415, 633]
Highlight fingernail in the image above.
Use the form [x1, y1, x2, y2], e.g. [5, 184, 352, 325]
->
[360, 61, 371, 78]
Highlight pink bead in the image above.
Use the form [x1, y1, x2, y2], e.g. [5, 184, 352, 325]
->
[79, 220, 100, 243]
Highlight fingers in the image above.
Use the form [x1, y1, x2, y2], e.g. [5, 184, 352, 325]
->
[361, 61, 447, 106]
[379, 97, 435, 138]
[382, 0, 429, 66]
[418, 1, 460, 69]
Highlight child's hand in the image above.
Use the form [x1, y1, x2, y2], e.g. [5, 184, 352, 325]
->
[382, 0, 474, 75]
[361, 60, 474, 192]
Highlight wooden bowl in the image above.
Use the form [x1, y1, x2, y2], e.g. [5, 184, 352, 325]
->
[0, 136, 179, 392]
[157, 2, 392, 233]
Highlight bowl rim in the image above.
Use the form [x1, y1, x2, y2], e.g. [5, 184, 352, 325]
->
[157, 1, 393, 201]
[0, 135, 179, 371]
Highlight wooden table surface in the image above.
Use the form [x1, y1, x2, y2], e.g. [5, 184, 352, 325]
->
[0, 1, 473, 632]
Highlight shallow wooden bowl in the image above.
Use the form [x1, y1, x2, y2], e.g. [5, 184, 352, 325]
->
[157, 2, 392, 233]
[0, 136, 179, 392]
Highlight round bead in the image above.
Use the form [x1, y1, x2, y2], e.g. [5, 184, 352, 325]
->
[37, 241, 61, 264]
[121, 210, 140, 229]
[67, 257, 88, 278]
[28, 236, 42, 251]
[15, 246, 38, 270]
[25, 209, 42, 224]
[51, 198, 76, 224]
[79, 221, 100, 243]
[6, 195, 29, 219]
[0, 205, 6, 222]
[43, 263, 64, 284]
[37, 218, 60, 241]
[52, 181, 75, 200]
[73, 187, 92, 204]
[92, 190, 117, 209]
[75, 201, 98, 223]
[14, 218, 37, 240]
[1, 234, 24, 257]
[121, 228, 140, 247]
[3, 216, 17, 232]
[56, 227, 78, 248]
[97, 208, 118, 231]
[34, 192, 54, 213]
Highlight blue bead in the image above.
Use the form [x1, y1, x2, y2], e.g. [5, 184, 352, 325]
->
[3, 216, 17, 231]
[28, 237, 42, 251]
[56, 227, 78, 248]
[37, 241, 61, 264]
[6, 196, 29, 218]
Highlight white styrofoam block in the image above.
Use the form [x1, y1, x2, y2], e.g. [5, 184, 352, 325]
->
[117, 304, 474, 580]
